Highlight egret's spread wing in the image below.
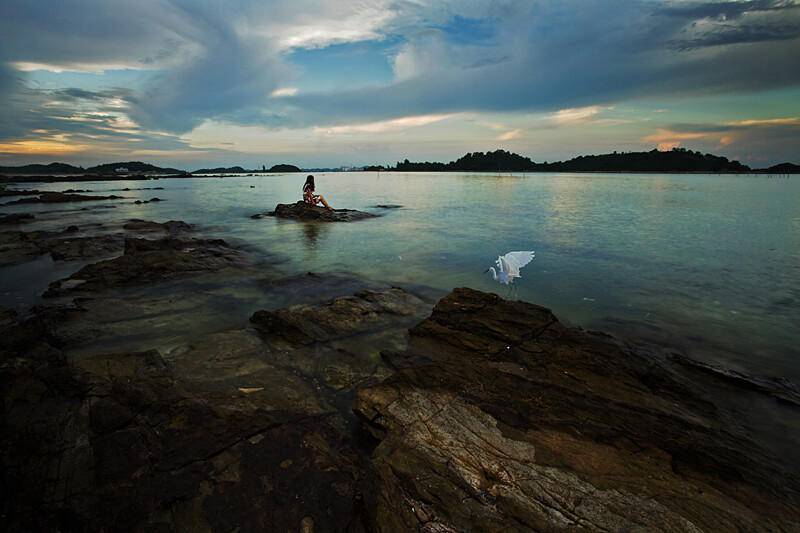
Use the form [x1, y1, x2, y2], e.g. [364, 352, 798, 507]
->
[501, 251, 535, 279]
[498, 256, 520, 280]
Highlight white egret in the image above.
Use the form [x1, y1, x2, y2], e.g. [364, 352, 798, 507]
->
[485, 251, 535, 285]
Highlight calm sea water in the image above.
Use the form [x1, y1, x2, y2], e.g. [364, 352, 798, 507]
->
[3, 172, 799, 380]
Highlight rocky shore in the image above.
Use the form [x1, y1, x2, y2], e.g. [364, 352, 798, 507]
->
[1, 209, 799, 532]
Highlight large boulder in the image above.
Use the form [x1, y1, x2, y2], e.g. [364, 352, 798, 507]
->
[255, 201, 378, 222]
[354, 287, 800, 531]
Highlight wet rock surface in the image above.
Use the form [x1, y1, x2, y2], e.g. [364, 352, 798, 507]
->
[133, 197, 163, 204]
[44, 236, 248, 297]
[0, 189, 41, 197]
[122, 218, 193, 233]
[256, 201, 379, 222]
[0, 279, 431, 531]
[0, 337, 367, 531]
[0, 226, 122, 265]
[251, 288, 431, 392]
[0, 218, 197, 266]
[353, 288, 800, 531]
[0, 213, 35, 225]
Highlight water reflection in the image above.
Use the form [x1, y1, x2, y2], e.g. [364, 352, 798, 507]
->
[301, 222, 329, 249]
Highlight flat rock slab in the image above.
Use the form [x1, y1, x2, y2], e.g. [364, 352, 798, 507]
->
[0, 288, 431, 531]
[0, 218, 196, 266]
[0, 338, 365, 532]
[255, 201, 379, 222]
[44, 236, 248, 297]
[354, 287, 800, 532]
[0, 226, 121, 265]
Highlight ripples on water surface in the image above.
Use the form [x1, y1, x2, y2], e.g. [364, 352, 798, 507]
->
[3, 171, 798, 380]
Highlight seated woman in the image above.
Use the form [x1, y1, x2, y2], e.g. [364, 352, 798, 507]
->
[302, 175, 332, 209]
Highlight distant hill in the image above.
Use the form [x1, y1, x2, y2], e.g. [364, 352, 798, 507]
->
[86, 161, 186, 174]
[387, 148, 754, 173]
[0, 162, 85, 175]
[267, 164, 301, 172]
[543, 148, 750, 173]
[192, 166, 247, 174]
[757, 162, 800, 174]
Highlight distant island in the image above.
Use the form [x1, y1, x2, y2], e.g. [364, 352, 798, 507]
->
[265, 164, 302, 172]
[0, 161, 187, 176]
[367, 148, 799, 174]
[192, 166, 248, 174]
[191, 164, 301, 174]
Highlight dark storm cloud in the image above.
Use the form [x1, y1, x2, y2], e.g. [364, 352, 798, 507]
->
[657, 0, 799, 19]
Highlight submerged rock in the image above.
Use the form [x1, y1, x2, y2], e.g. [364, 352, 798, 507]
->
[0, 227, 123, 265]
[133, 197, 163, 205]
[47, 234, 125, 261]
[0, 213, 35, 225]
[0, 189, 41, 197]
[4, 191, 124, 205]
[256, 201, 379, 222]
[354, 287, 800, 531]
[44, 236, 248, 296]
[122, 218, 193, 233]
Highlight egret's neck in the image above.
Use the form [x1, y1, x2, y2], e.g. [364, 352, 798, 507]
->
[489, 267, 498, 280]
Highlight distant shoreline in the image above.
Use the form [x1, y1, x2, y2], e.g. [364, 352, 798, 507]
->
[1, 148, 797, 180]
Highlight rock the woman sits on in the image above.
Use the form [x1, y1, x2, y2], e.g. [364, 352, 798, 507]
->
[303, 175, 332, 209]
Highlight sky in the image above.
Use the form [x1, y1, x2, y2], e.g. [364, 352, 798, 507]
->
[0, 0, 798, 169]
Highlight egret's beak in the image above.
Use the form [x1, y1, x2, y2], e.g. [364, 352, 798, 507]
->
[483, 268, 490, 273]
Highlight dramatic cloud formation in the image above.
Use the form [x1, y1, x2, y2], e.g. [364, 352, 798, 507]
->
[0, 0, 798, 167]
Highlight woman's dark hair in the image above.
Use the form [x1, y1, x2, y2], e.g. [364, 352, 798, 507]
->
[303, 175, 315, 192]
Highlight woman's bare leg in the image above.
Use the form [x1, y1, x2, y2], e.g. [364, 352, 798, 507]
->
[318, 195, 332, 209]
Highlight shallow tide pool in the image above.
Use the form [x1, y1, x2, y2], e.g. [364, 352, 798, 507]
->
[3, 171, 799, 380]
